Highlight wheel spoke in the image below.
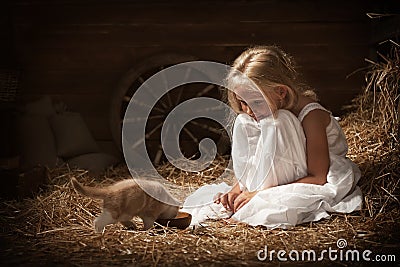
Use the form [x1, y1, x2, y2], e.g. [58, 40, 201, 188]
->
[138, 76, 158, 99]
[138, 76, 169, 110]
[189, 121, 222, 134]
[154, 145, 163, 165]
[122, 114, 165, 124]
[145, 122, 163, 139]
[183, 67, 192, 82]
[131, 137, 145, 150]
[196, 84, 215, 97]
[123, 95, 131, 102]
[177, 67, 193, 104]
[160, 67, 173, 107]
[173, 123, 179, 137]
[175, 86, 184, 105]
[183, 104, 225, 115]
[183, 127, 198, 143]
[125, 95, 165, 113]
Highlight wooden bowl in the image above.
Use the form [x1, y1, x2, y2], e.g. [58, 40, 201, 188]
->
[155, 211, 192, 229]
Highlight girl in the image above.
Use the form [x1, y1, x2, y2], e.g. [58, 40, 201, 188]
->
[181, 46, 362, 228]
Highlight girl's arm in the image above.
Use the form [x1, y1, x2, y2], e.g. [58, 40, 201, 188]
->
[292, 109, 330, 185]
[214, 178, 242, 211]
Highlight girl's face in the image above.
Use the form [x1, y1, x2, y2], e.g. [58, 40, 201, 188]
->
[235, 88, 274, 121]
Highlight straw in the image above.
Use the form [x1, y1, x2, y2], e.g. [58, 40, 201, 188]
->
[1, 45, 399, 266]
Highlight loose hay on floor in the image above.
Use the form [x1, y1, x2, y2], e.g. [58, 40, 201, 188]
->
[1, 46, 399, 266]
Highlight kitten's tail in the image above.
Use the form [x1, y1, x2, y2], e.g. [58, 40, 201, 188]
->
[71, 178, 107, 199]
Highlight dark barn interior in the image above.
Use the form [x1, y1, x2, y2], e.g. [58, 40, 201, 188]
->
[2, 0, 398, 166]
[0, 0, 399, 266]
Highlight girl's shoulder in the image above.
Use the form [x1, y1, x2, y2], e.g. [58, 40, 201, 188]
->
[298, 102, 331, 123]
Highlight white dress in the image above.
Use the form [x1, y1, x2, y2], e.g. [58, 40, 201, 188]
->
[181, 103, 362, 228]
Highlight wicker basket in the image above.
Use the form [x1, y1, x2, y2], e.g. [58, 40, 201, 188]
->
[0, 69, 20, 102]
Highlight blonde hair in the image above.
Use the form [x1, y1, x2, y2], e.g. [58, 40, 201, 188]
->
[225, 45, 317, 114]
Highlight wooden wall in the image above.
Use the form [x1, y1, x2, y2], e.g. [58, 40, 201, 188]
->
[5, 0, 392, 156]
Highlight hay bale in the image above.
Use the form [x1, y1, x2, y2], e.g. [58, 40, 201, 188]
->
[340, 43, 399, 218]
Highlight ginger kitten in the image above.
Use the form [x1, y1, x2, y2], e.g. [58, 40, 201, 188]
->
[71, 177, 180, 233]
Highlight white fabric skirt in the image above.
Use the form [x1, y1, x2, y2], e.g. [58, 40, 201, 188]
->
[182, 111, 362, 228]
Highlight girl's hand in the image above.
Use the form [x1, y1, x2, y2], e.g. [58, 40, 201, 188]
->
[214, 185, 241, 212]
[233, 191, 257, 212]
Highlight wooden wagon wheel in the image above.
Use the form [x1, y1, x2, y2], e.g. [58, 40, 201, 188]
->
[110, 53, 231, 166]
